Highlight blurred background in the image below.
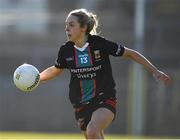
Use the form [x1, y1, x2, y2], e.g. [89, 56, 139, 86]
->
[0, 0, 180, 138]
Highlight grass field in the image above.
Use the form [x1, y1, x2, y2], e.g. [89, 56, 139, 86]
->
[0, 131, 179, 139]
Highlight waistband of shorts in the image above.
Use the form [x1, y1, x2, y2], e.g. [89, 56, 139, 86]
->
[72, 95, 116, 108]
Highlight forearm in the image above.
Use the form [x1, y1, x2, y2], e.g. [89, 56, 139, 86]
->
[122, 47, 172, 85]
[40, 66, 63, 82]
[123, 48, 158, 74]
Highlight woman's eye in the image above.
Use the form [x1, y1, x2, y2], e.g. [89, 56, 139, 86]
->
[69, 23, 75, 27]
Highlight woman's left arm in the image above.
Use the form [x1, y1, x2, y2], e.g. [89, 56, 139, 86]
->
[122, 47, 172, 85]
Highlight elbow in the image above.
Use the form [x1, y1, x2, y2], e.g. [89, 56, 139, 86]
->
[124, 49, 138, 60]
[130, 50, 140, 59]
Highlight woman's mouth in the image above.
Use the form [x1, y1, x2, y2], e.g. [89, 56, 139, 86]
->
[66, 33, 72, 38]
[66, 32, 71, 37]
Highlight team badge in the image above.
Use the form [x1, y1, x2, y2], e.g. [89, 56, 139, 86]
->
[94, 50, 101, 59]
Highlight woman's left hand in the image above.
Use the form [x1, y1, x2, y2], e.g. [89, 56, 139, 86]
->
[153, 70, 172, 86]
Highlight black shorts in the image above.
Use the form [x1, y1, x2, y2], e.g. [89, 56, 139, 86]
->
[74, 97, 117, 131]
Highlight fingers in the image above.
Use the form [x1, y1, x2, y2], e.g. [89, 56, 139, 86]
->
[159, 73, 172, 86]
[164, 75, 172, 86]
[153, 70, 172, 86]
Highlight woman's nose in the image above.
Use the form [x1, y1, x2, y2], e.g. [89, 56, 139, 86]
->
[65, 25, 69, 31]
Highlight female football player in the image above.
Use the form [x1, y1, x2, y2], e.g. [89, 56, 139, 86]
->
[40, 9, 171, 139]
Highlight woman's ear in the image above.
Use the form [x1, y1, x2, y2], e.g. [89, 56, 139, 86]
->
[81, 24, 88, 33]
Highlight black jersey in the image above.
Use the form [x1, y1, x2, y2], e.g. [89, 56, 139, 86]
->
[55, 34, 125, 105]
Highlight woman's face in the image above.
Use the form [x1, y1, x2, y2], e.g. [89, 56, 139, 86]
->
[65, 15, 86, 42]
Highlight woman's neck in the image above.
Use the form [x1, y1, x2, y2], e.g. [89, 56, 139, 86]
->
[74, 35, 88, 48]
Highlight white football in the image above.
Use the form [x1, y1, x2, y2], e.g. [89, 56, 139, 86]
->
[13, 63, 40, 92]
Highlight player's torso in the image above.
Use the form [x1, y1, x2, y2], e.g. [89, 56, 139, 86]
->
[63, 42, 111, 103]
[61, 38, 117, 105]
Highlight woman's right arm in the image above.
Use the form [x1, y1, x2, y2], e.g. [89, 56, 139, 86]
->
[40, 66, 63, 82]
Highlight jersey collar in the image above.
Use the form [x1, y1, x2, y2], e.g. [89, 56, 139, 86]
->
[74, 42, 89, 52]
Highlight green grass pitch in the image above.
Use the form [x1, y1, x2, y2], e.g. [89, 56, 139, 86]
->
[0, 131, 178, 139]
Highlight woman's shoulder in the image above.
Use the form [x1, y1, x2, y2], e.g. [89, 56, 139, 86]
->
[88, 34, 108, 45]
[62, 41, 74, 47]
[59, 41, 74, 50]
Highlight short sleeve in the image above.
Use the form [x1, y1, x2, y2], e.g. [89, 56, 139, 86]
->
[54, 47, 67, 69]
[102, 38, 125, 57]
